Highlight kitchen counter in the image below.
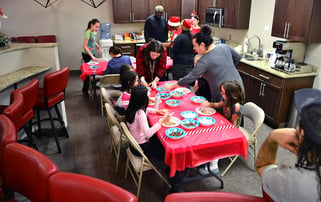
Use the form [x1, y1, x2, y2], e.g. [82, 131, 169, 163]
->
[0, 42, 58, 54]
[240, 58, 318, 79]
[113, 39, 145, 44]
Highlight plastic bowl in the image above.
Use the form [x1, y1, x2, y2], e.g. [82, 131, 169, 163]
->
[191, 96, 206, 104]
[159, 93, 171, 99]
[157, 86, 169, 92]
[197, 116, 216, 126]
[165, 99, 181, 107]
[165, 128, 186, 139]
[180, 119, 199, 130]
[170, 90, 184, 98]
[181, 111, 198, 119]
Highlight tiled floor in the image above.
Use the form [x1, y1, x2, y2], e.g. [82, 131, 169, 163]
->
[30, 71, 296, 202]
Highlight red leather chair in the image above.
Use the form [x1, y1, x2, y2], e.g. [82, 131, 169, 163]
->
[35, 67, 70, 153]
[2, 93, 24, 132]
[165, 192, 268, 202]
[48, 172, 138, 202]
[9, 79, 39, 150]
[3, 142, 59, 202]
[0, 115, 17, 199]
[36, 35, 57, 43]
[16, 36, 37, 43]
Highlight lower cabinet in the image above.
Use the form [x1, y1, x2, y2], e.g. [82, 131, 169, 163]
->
[237, 62, 315, 128]
[114, 44, 136, 56]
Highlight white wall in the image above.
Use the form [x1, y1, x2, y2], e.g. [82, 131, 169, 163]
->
[1, 0, 320, 89]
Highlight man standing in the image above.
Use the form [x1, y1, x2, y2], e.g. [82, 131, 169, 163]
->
[144, 5, 168, 43]
[256, 88, 321, 201]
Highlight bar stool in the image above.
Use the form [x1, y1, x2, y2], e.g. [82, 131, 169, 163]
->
[35, 67, 70, 153]
[7, 79, 39, 150]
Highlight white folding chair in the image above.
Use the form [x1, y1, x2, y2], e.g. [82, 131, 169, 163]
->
[221, 102, 265, 177]
[105, 103, 127, 172]
[99, 74, 122, 117]
[120, 122, 171, 200]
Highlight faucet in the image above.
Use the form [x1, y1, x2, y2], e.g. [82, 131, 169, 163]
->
[243, 35, 263, 58]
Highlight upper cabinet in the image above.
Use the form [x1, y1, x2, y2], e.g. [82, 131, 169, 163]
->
[271, 0, 321, 43]
[181, 0, 198, 19]
[197, 0, 251, 29]
[113, 0, 149, 23]
[148, 0, 181, 21]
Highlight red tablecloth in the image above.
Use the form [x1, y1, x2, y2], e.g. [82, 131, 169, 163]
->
[79, 61, 108, 81]
[148, 81, 248, 177]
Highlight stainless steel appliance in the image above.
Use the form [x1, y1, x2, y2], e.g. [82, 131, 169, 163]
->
[205, 8, 224, 27]
[271, 41, 306, 73]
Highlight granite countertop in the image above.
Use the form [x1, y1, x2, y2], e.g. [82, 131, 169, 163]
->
[113, 39, 145, 44]
[0, 66, 52, 91]
[0, 43, 58, 54]
[240, 58, 318, 79]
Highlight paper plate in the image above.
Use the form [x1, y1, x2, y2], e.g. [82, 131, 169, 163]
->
[165, 128, 186, 139]
[159, 93, 171, 99]
[197, 116, 216, 126]
[196, 107, 216, 115]
[87, 61, 99, 65]
[157, 86, 169, 92]
[181, 111, 198, 119]
[89, 65, 99, 70]
[162, 117, 180, 127]
[170, 90, 184, 98]
[180, 119, 199, 130]
[165, 99, 181, 107]
[191, 96, 206, 104]
[175, 87, 191, 94]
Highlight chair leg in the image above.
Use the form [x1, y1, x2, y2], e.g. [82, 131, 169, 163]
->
[100, 94, 104, 117]
[23, 124, 38, 150]
[136, 165, 144, 199]
[48, 108, 62, 153]
[54, 105, 69, 138]
[221, 156, 239, 177]
[36, 108, 42, 137]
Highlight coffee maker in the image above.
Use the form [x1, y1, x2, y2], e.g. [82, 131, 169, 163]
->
[271, 41, 305, 73]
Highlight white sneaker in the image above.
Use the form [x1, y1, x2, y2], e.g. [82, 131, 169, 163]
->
[198, 164, 219, 175]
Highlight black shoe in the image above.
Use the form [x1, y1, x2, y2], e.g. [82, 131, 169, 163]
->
[82, 91, 89, 97]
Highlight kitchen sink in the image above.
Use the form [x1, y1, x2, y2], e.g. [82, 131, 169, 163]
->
[242, 55, 264, 61]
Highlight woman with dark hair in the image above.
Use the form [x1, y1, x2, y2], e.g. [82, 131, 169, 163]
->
[136, 39, 167, 89]
[81, 18, 102, 96]
[164, 25, 244, 104]
[171, 19, 194, 80]
[104, 46, 132, 75]
[191, 11, 201, 34]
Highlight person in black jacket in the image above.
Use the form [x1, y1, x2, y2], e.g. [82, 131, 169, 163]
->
[144, 5, 168, 43]
[171, 19, 194, 80]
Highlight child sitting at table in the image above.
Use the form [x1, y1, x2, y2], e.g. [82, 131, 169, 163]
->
[198, 80, 245, 175]
[104, 46, 132, 75]
[126, 85, 181, 186]
[115, 70, 138, 115]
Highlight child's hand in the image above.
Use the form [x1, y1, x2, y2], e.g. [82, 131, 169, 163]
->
[193, 80, 199, 92]
[158, 112, 171, 125]
[156, 109, 168, 115]
[201, 101, 210, 107]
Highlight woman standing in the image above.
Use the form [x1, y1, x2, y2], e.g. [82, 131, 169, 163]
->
[81, 18, 102, 96]
[191, 11, 201, 34]
[164, 25, 243, 103]
[136, 39, 167, 89]
[171, 19, 194, 80]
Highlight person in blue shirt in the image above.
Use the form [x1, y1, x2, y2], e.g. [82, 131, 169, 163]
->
[104, 46, 132, 75]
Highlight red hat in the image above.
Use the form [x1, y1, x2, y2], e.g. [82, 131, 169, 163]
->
[191, 11, 197, 16]
[168, 16, 181, 27]
[182, 19, 192, 31]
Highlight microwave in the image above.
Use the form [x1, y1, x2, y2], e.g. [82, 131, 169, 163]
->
[205, 8, 224, 27]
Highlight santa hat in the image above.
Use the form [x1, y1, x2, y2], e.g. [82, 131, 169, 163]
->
[182, 19, 193, 31]
[191, 11, 199, 20]
[168, 16, 181, 27]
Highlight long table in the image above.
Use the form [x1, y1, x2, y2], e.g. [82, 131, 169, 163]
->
[147, 81, 248, 188]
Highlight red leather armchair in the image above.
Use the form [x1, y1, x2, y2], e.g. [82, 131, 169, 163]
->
[48, 172, 138, 202]
[3, 143, 59, 202]
[36, 67, 70, 153]
[2, 93, 24, 132]
[165, 191, 268, 202]
[10, 79, 39, 150]
[36, 35, 57, 43]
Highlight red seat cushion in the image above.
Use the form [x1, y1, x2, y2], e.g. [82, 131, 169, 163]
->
[36, 89, 65, 109]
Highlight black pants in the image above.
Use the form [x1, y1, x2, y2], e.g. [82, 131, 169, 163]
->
[82, 53, 92, 93]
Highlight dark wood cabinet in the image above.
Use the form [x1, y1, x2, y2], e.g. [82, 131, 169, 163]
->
[114, 43, 136, 56]
[113, 0, 149, 23]
[237, 62, 315, 128]
[271, 0, 321, 43]
[197, 0, 251, 29]
[181, 0, 197, 19]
